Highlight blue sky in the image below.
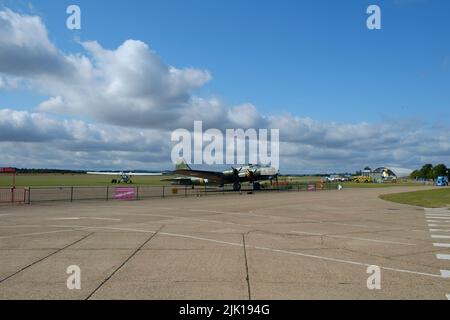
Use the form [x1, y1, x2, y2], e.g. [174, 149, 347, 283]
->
[0, 0, 449, 172]
[2, 0, 449, 123]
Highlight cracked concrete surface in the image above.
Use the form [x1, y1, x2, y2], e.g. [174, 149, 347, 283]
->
[0, 186, 449, 299]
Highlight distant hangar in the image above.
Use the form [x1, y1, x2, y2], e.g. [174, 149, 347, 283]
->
[361, 167, 413, 183]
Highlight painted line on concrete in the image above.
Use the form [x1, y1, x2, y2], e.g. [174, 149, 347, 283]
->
[427, 220, 450, 223]
[89, 217, 122, 221]
[430, 229, 450, 233]
[46, 217, 121, 222]
[436, 254, 450, 260]
[327, 222, 378, 229]
[187, 208, 385, 229]
[433, 243, 450, 248]
[425, 212, 450, 215]
[128, 212, 253, 227]
[440, 270, 450, 278]
[0, 225, 43, 228]
[431, 235, 450, 239]
[291, 230, 416, 246]
[48, 224, 442, 279]
[429, 224, 450, 228]
[0, 229, 84, 239]
[425, 216, 450, 220]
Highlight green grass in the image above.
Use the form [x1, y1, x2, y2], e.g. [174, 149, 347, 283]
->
[0, 174, 324, 187]
[0, 173, 176, 187]
[380, 188, 450, 208]
[0, 173, 429, 189]
[342, 181, 421, 188]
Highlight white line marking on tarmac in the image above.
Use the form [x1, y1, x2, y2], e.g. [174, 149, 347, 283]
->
[433, 243, 450, 248]
[440, 270, 450, 278]
[427, 220, 450, 223]
[436, 254, 450, 260]
[48, 224, 441, 279]
[0, 229, 82, 239]
[425, 216, 450, 219]
[429, 224, 450, 227]
[127, 212, 252, 227]
[0, 225, 43, 228]
[327, 222, 377, 229]
[291, 231, 416, 246]
[47, 217, 121, 222]
[187, 208, 382, 229]
[431, 235, 450, 239]
[430, 229, 450, 233]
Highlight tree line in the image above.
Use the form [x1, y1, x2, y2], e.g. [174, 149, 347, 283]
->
[14, 169, 87, 174]
[410, 164, 448, 180]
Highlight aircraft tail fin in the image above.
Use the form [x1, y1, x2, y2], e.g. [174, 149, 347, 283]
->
[175, 159, 192, 171]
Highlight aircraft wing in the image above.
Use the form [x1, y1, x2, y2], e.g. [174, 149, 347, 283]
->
[174, 169, 224, 183]
[127, 173, 163, 176]
[87, 172, 162, 176]
[87, 172, 121, 175]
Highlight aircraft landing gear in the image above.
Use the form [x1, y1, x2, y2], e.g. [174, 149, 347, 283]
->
[233, 183, 241, 191]
[253, 182, 261, 191]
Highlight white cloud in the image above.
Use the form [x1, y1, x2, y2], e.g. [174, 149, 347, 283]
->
[0, 8, 449, 172]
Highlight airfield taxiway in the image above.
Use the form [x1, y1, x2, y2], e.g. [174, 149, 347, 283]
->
[0, 186, 449, 299]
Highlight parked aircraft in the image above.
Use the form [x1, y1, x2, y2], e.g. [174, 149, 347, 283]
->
[174, 160, 279, 191]
[87, 171, 162, 184]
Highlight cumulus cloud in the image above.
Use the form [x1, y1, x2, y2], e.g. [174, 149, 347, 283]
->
[0, 8, 449, 172]
[0, 9, 71, 77]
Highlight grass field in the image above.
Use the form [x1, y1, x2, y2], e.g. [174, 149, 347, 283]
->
[0, 173, 174, 187]
[342, 181, 422, 188]
[380, 188, 450, 208]
[0, 174, 324, 187]
[0, 173, 428, 189]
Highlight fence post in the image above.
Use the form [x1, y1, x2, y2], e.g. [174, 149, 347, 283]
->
[185, 185, 187, 197]
[70, 186, 74, 202]
[106, 186, 109, 201]
[162, 185, 165, 198]
[28, 186, 31, 204]
[136, 186, 139, 201]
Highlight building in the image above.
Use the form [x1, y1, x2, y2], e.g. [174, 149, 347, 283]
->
[361, 167, 413, 183]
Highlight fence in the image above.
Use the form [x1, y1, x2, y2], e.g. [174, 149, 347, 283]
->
[0, 182, 339, 205]
[0, 188, 28, 204]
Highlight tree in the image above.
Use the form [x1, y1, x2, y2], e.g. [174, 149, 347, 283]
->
[419, 164, 433, 180]
[410, 170, 420, 179]
[431, 164, 448, 179]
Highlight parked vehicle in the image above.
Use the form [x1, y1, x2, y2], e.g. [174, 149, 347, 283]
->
[435, 176, 449, 187]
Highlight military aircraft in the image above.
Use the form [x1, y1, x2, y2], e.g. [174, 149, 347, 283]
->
[161, 176, 210, 186]
[174, 160, 279, 191]
[87, 171, 162, 184]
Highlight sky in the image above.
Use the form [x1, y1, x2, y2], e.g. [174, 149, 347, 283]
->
[0, 0, 449, 173]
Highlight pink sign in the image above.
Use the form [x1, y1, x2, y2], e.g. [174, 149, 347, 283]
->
[115, 187, 136, 200]
[307, 184, 316, 192]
